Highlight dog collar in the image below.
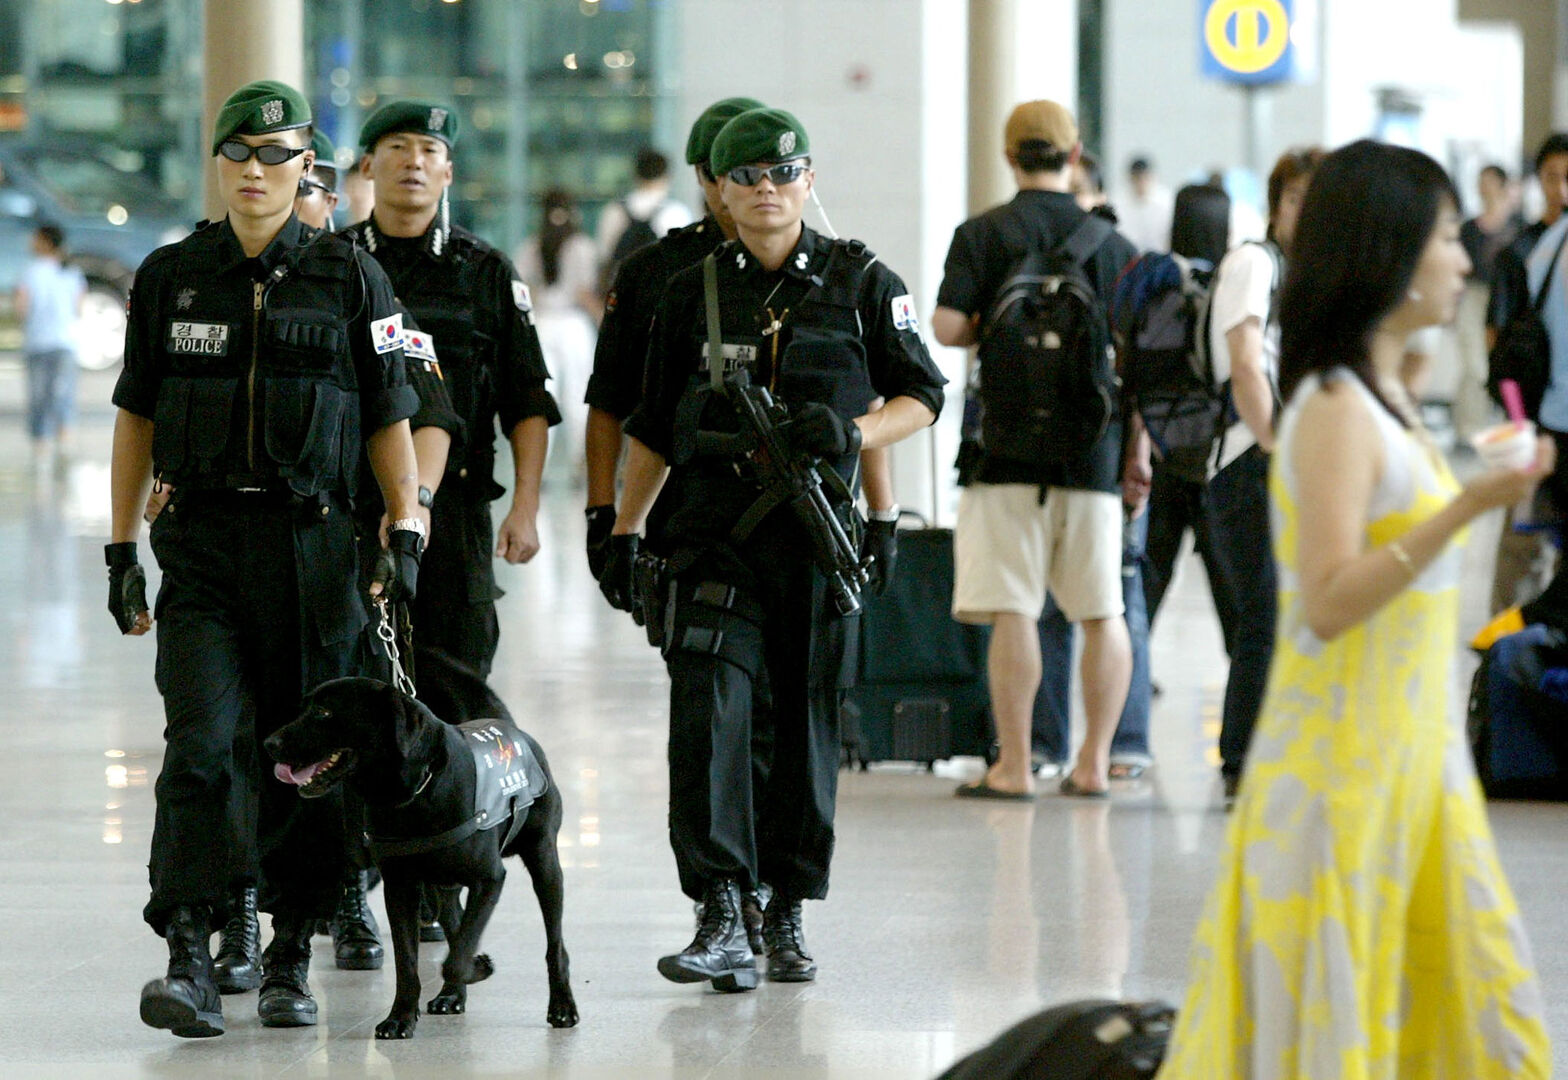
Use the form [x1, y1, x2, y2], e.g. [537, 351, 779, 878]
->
[389, 767, 432, 809]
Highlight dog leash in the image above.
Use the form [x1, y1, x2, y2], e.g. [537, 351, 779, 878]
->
[374, 597, 417, 697]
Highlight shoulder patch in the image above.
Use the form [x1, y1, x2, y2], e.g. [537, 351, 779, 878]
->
[371, 312, 405, 355]
[891, 294, 919, 333]
[404, 328, 437, 363]
[511, 279, 532, 313]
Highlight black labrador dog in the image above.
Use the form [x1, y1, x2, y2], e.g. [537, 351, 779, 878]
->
[264, 652, 578, 1037]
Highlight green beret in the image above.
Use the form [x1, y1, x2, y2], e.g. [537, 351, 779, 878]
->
[685, 97, 766, 166]
[310, 131, 338, 177]
[211, 80, 312, 156]
[360, 100, 460, 152]
[709, 107, 810, 177]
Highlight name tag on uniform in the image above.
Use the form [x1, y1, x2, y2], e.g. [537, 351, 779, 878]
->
[167, 321, 230, 356]
[403, 328, 437, 363]
[699, 341, 757, 373]
[371, 313, 405, 355]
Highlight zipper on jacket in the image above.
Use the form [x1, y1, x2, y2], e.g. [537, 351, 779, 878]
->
[247, 280, 262, 471]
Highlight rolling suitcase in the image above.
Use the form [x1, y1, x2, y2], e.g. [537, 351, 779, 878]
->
[841, 517, 994, 768]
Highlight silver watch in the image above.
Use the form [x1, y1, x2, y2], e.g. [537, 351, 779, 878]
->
[389, 516, 427, 540]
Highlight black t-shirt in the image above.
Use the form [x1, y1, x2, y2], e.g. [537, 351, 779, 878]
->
[936, 190, 1137, 493]
[587, 216, 726, 420]
[1487, 218, 1552, 330]
[1461, 212, 1523, 287]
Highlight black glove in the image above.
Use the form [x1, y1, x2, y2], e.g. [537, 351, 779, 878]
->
[781, 402, 862, 458]
[599, 533, 639, 612]
[585, 505, 616, 580]
[373, 528, 424, 603]
[862, 518, 898, 596]
[106, 542, 149, 634]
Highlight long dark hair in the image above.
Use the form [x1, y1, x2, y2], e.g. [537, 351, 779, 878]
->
[538, 187, 578, 286]
[1277, 139, 1458, 421]
[1170, 183, 1229, 265]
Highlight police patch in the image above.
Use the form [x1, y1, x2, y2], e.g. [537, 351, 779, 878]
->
[167, 321, 230, 356]
[700, 341, 757, 373]
[890, 294, 919, 333]
[261, 99, 285, 126]
[176, 288, 196, 311]
[404, 329, 437, 363]
[370, 312, 405, 355]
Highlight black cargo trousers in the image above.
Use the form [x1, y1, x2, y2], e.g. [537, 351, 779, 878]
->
[143, 488, 362, 934]
[663, 536, 858, 904]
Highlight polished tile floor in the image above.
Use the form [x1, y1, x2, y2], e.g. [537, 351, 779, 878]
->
[1, 371, 1563, 1078]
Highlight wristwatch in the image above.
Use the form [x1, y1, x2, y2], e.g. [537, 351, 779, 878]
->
[417, 485, 434, 508]
[389, 516, 428, 541]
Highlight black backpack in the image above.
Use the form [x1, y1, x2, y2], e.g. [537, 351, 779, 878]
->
[977, 213, 1117, 471]
[1488, 227, 1568, 419]
[598, 201, 665, 297]
[935, 999, 1176, 1080]
[1111, 252, 1224, 482]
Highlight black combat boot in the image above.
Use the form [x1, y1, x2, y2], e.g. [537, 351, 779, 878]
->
[740, 890, 767, 957]
[139, 905, 224, 1037]
[657, 878, 757, 992]
[258, 919, 317, 1027]
[212, 883, 262, 993]
[332, 870, 384, 970]
[762, 892, 817, 982]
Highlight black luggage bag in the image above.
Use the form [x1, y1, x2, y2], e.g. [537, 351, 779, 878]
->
[935, 998, 1176, 1080]
[841, 524, 993, 768]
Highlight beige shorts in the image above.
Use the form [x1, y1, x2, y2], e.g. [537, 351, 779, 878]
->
[952, 483, 1124, 624]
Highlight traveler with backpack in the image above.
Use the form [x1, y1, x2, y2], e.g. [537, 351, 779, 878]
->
[596, 147, 692, 289]
[934, 100, 1142, 800]
[1123, 183, 1239, 645]
[1204, 147, 1322, 805]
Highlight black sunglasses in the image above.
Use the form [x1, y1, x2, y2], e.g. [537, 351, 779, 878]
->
[297, 177, 336, 198]
[218, 140, 309, 166]
[725, 161, 809, 187]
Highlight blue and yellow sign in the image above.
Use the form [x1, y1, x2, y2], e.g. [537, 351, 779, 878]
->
[1200, 0, 1298, 84]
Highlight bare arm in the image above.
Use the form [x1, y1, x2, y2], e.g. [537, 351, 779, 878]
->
[1226, 318, 1275, 451]
[1293, 385, 1553, 641]
[610, 438, 669, 536]
[111, 409, 155, 544]
[411, 426, 451, 497]
[585, 406, 624, 508]
[13, 284, 28, 324]
[496, 415, 548, 563]
[366, 419, 423, 527]
[855, 395, 936, 451]
[932, 305, 978, 348]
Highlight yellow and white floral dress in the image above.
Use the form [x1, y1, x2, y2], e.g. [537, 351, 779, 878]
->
[1160, 370, 1552, 1079]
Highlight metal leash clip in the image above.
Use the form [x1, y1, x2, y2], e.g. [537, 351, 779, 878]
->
[373, 596, 417, 697]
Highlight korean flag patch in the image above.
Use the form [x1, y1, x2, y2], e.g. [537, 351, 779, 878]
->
[371, 312, 405, 355]
[404, 329, 437, 363]
[512, 279, 533, 313]
[891, 294, 919, 334]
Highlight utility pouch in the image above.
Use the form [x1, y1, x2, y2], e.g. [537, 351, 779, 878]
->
[633, 552, 668, 649]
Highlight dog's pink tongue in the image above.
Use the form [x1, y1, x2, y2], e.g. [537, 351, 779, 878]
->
[274, 762, 322, 786]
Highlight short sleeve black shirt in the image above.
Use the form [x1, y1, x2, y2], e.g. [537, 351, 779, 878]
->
[587, 216, 726, 420]
[936, 190, 1137, 492]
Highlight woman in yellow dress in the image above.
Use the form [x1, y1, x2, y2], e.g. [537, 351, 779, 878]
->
[1160, 140, 1554, 1078]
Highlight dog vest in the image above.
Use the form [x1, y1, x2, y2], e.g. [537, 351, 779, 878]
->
[371, 716, 549, 859]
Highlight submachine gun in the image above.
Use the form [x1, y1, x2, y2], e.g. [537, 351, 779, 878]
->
[695, 368, 872, 616]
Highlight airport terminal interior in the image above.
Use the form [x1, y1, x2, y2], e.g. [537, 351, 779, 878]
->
[2, 375, 1565, 1077]
[5, 0, 1568, 1076]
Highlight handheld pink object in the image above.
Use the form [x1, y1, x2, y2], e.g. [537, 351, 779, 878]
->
[1500, 379, 1527, 426]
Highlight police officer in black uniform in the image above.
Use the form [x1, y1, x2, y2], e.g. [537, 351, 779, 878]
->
[108, 81, 426, 1036]
[602, 108, 945, 991]
[342, 101, 559, 680]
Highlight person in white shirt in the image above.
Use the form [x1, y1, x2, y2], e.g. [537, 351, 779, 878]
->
[1205, 146, 1323, 805]
[15, 223, 85, 463]
[1116, 155, 1173, 253]
[595, 147, 693, 269]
